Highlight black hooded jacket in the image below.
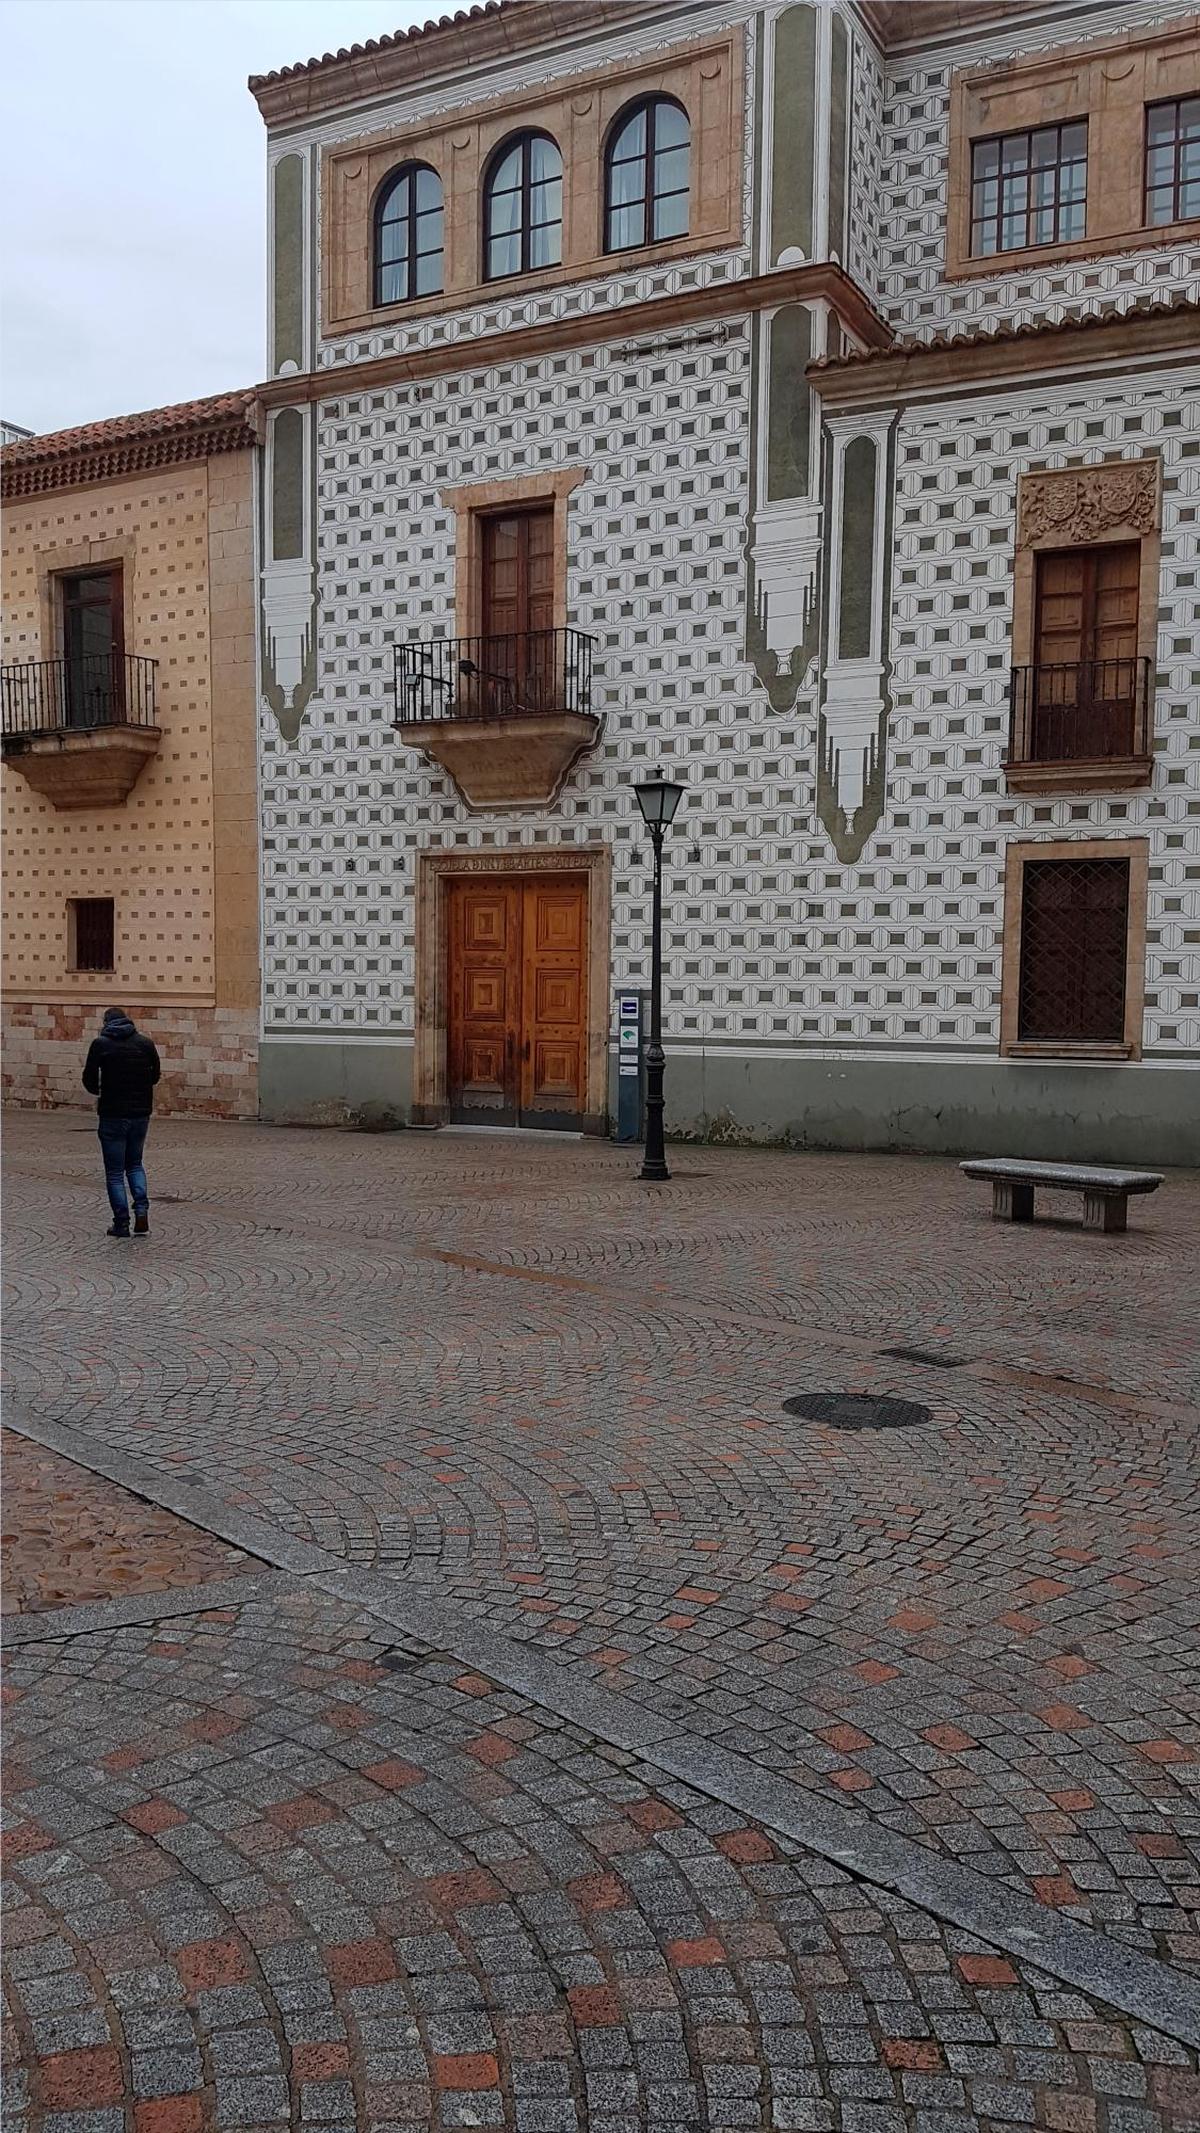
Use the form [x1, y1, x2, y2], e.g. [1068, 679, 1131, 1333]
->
[82, 1015, 162, 1119]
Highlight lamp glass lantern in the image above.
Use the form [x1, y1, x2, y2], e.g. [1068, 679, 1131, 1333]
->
[634, 773, 685, 831]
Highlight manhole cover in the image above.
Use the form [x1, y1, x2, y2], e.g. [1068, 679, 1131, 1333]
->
[781, 1392, 933, 1430]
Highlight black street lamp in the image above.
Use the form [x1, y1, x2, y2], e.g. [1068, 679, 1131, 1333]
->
[633, 767, 685, 1182]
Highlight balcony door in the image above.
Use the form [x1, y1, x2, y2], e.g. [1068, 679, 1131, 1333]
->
[1032, 545, 1140, 760]
[61, 568, 124, 729]
[447, 872, 588, 1128]
[480, 507, 555, 713]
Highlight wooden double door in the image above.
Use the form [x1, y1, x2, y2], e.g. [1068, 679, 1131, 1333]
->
[447, 873, 588, 1128]
[1032, 543, 1141, 757]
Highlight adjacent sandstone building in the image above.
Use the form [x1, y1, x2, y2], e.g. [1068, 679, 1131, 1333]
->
[1, 395, 261, 1116]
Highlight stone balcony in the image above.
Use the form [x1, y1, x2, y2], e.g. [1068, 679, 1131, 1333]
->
[394, 628, 599, 810]
[1, 654, 160, 809]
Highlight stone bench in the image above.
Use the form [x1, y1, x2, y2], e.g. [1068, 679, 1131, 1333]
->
[960, 1158, 1164, 1234]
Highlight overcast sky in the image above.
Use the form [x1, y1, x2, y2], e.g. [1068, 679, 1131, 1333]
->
[1, 0, 435, 436]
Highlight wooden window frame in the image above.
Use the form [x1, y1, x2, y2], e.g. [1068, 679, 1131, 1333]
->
[372, 161, 444, 307]
[604, 95, 691, 255]
[945, 18, 1200, 280]
[1144, 94, 1200, 226]
[67, 897, 116, 975]
[1000, 838, 1148, 1061]
[1008, 458, 1161, 793]
[440, 467, 588, 643]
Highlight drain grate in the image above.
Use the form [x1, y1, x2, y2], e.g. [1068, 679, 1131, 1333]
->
[880, 1346, 970, 1369]
[782, 1392, 933, 1431]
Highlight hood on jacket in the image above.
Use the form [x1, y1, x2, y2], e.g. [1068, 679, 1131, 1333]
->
[101, 1010, 137, 1040]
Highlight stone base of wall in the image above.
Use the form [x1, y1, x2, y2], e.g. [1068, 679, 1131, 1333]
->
[652, 1051, 1200, 1170]
[2, 1002, 259, 1121]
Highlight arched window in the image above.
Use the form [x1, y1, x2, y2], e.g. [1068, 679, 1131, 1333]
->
[605, 97, 690, 252]
[484, 131, 562, 280]
[373, 162, 444, 306]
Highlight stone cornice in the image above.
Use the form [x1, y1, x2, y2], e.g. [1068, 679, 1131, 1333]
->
[250, 0, 658, 128]
[256, 262, 892, 412]
[808, 301, 1200, 409]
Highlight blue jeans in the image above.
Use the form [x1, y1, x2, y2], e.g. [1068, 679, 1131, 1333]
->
[98, 1116, 150, 1226]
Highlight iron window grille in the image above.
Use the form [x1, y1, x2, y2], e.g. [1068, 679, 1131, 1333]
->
[1017, 857, 1129, 1044]
[70, 898, 115, 974]
[483, 132, 562, 281]
[373, 162, 445, 306]
[1145, 97, 1200, 226]
[970, 122, 1087, 256]
[604, 96, 690, 253]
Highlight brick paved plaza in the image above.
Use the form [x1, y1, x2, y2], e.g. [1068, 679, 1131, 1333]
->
[3, 1111, 1199, 2129]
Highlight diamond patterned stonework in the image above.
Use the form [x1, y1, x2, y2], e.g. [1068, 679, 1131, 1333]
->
[252, 0, 1200, 1158]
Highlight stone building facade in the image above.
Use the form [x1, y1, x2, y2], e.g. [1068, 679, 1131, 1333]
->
[249, 0, 1200, 1161]
[1, 396, 260, 1117]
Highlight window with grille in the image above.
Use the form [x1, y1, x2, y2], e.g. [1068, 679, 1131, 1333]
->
[1017, 859, 1129, 1043]
[1145, 97, 1200, 226]
[970, 122, 1087, 255]
[69, 898, 115, 973]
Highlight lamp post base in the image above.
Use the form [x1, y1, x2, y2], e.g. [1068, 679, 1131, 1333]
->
[639, 1155, 671, 1182]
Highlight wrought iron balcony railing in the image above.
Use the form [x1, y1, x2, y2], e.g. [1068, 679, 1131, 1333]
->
[1, 654, 158, 743]
[1007, 657, 1152, 768]
[394, 628, 595, 725]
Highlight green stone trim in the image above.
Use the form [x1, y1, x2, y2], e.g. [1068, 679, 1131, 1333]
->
[770, 6, 815, 263]
[272, 155, 304, 374]
[766, 304, 813, 503]
[271, 407, 304, 563]
[837, 432, 876, 660]
[828, 15, 849, 262]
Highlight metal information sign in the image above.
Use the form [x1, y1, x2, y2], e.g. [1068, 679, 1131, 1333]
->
[614, 992, 644, 1140]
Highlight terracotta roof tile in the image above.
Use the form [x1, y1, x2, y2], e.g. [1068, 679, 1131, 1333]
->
[1, 390, 258, 466]
[248, 0, 513, 89]
[1, 389, 258, 500]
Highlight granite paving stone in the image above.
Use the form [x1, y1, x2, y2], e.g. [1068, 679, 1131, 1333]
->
[3, 1113, 1199, 2127]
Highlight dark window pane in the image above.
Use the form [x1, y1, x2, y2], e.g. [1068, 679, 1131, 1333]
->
[974, 138, 1000, 178]
[530, 177, 561, 225]
[655, 101, 689, 148]
[1060, 121, 1088, 158]
[491, 144, 521, 191]
[1001, 133, 1029, 170]
[488, 232, 520, 277]
[415, 249, 442, 295]
[654, 145, 689, 195]
[609, 159, 645, 209]
[615, 109, 646, 160]
[528, 135, 561, 183]
[653, 189, 689, 240]
[414, 166, 441, 211]
[609, 203, 643, 249]
[529, 220, 561, 268]
[1147, 100, 1176, 143]
[1061, 197, 1086, 239]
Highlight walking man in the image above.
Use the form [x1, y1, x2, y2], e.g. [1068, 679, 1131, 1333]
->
[82, 1008, 161, 1238]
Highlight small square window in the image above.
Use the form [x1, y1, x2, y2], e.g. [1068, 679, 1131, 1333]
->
[69, 898, 115, 972]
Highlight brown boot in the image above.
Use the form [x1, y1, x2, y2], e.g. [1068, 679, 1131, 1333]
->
[134, 1211, 150, 1236]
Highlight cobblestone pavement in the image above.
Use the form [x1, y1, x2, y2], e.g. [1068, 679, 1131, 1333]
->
[3, 1109, 1199, 2122]
[1, 1432, 256, 1613]
[4, 1575, 1198, 2130]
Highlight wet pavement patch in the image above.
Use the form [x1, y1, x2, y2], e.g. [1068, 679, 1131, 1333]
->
[782, 1391, 933, 1430]
[880, 1345, 971, 1368]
